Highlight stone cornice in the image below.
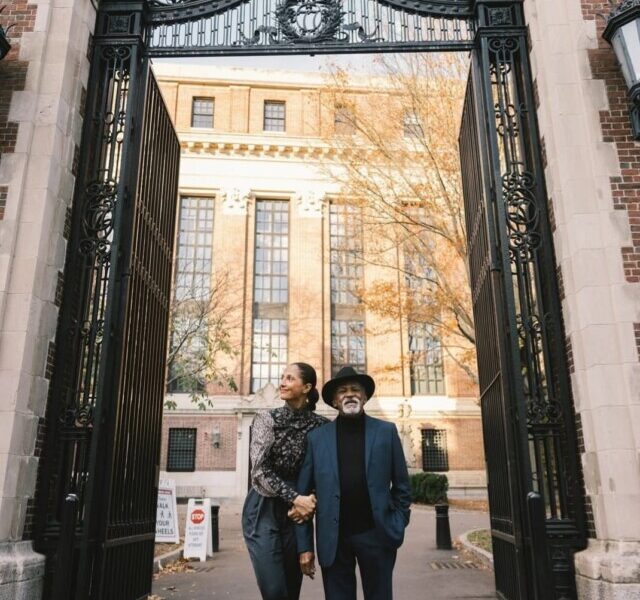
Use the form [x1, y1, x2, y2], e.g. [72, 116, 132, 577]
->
[178, 133, 427, 161]
[180, 135, 344, 160]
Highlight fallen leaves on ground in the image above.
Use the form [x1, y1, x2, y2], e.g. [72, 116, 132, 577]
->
[154, 557, 195, 579]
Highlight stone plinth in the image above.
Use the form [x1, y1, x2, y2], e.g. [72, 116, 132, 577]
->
[0, 542, 44, 600]
[575, 541, 640, 599]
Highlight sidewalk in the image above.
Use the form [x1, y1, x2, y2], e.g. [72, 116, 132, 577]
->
[152, 504, 496, 599]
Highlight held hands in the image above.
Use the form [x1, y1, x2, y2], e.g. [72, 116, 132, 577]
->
[288, 493, 316, 523]
[299, 551, 316, 579]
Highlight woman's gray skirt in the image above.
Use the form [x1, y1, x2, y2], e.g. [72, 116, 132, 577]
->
[242, 487, 303, 600]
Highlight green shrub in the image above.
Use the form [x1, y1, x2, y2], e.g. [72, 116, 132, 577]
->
[409, 472, 448, 504]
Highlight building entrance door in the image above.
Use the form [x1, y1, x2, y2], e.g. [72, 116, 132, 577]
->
[34, 1, 586, 598]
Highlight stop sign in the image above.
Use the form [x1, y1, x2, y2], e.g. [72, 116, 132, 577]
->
[190, 508, 205, 524]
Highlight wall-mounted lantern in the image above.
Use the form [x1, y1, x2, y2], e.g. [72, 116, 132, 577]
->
[211, 425, 221, 449]
[603, 0, 640, 139]
[0, 6, 12, 61]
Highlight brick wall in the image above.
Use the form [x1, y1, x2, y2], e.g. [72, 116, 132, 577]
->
[160, 415, 237, 471]
[581, 1, 640, 359]
[0, 0, 36, 171]
[417, 417, 485, 471]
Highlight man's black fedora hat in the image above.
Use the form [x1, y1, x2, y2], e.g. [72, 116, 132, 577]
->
[321, 366, 376, 407]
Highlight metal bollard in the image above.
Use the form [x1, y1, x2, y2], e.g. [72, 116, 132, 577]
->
[51, 493, 79, 600]
[211, 505, 220, 552]
[435, 503, 452, 550]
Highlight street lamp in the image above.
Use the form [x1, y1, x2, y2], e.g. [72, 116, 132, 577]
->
[603, 0, 640, 139]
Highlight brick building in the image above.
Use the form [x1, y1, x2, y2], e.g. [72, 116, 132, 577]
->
[154, 65, 486, 503]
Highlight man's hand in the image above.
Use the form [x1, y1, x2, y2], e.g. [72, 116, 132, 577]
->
[299, 551, 316, 579]
[289, 493, 316, 522]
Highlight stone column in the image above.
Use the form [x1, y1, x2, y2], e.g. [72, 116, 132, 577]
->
[216, 187, 252, 395]
[524, 0, 640, 597]
[289, 191, 325, 380]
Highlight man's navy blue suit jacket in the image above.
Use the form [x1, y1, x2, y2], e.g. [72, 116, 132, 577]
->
[295, 414, 412, 568]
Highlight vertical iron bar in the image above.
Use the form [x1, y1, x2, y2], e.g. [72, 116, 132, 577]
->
[526, 492, 554, 600]
[51, 494, 78, 600]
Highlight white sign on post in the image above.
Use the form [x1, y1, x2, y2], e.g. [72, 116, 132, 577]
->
[155, 478, 180, 543]
[183, 498, 213, 562]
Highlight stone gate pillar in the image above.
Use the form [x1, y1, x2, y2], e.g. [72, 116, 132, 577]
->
[523, 0, 640, 597]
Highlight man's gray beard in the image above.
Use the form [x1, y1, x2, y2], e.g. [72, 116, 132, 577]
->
[342, 401, 363, 417]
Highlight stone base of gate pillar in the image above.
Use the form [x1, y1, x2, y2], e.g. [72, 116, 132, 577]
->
[575, 540, 640, 599]
[0, 541, 45, 599]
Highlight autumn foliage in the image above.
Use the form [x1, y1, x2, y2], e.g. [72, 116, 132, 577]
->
[321, 54, 477, 382]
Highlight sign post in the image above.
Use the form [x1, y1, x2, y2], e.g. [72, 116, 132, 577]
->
[184, 498, 213, 561]
[155, 478, 180, 544]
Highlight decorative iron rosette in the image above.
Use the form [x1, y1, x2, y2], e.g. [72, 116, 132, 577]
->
[276, 0, 344, 43]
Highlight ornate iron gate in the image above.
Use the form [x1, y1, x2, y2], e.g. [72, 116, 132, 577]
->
[34, 0, 587, 598]
[34, 6, 180, 597]
[460, 72, 529, 599]
[460, 3, 587, 598]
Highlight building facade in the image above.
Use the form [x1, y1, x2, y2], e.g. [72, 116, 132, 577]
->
[154, 65, 486, 504]
[0, 0, 637, 597]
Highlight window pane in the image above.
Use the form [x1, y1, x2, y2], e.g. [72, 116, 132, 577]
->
[409, 322, 445, 395]
[191, 98, 215, 128]
[403, 204, 444, 395]
[403, 111, 423, 139]
[167, 428, 197, 472]
[331, 319, 366, 376]
[421, 429, 448, 472]
[264, 101, 286, 132]
[174, 196, 215, 300]
[251, 200, 289, 392]
[169, 196, 215, 393]
[252, 201, 289, 303]
[251, 318, 288, 392]
[329, 204, 364, 305]
[334, 105, 355, 136]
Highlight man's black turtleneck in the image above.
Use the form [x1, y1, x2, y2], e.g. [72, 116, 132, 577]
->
[336, 413, 375, 536]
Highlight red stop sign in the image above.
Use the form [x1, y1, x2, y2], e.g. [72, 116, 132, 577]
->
[190, 508, 205, 524]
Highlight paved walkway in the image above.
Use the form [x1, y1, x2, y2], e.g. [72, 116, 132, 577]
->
[152, 504, 496, 599]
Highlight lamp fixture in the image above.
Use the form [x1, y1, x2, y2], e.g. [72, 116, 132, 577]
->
[603, 0, 640, 139]
[0, 6, 13, 61]
[211, 425, 221, 449]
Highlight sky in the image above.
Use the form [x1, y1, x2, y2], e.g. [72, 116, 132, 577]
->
[153, 53, 394, 75]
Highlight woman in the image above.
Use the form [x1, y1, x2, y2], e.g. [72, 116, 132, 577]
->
[242, 362, 329, 600]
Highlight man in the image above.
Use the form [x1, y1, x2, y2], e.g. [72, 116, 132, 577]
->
[293, 366, 411, 600]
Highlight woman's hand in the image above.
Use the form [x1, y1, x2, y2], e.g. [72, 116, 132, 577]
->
[299, 551, 316, 579]
[289, 493, 316, 522]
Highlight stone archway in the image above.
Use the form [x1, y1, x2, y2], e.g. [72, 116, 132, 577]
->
[33, 1, 587, 598]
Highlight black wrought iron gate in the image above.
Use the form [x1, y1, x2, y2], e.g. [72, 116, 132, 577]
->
[34, 7, 180, 597]
[459, 3, 586, 599]
[34, 0, 586, 598]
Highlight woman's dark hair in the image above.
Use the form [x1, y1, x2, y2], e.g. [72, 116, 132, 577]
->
[292, 362, 319, 410]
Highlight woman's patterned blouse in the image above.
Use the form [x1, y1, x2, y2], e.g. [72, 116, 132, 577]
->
[250, 405, 329, 504]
